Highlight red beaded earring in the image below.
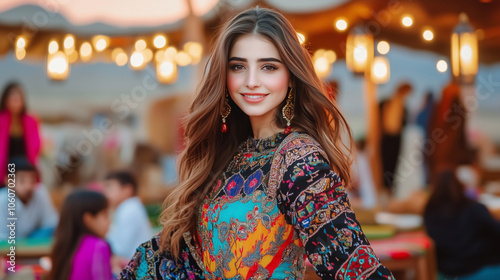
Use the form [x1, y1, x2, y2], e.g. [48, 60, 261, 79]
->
[221, 91, 231, 133]
[282, 87, 294, 134]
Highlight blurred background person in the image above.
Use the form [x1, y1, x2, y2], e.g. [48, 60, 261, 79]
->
[350, 138, 377, 209]
[379, 82, 413, 193]
[414, 91, 436, 185]
[103, 171, 152, 262]
[427, 82, 475, 183]
[0, 157, 58, 240]
[424, 168, 500, 280]
[49, 190, 114, 280]
[0, 82, 41, 187]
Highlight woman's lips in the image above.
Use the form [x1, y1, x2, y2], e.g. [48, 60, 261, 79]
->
[240, 93, 269, 103]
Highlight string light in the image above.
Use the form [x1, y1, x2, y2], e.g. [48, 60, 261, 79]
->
[16, 36, 26, 49]
[47, 51, 69, 80]
[436, 60, 448, 72]
[135, 39, 147, 51]
[153, 35, 167, 49]
[402, 15, 413, 27]
[371, 56, 390, 84]
[80, 42, 93, 62]
[335, 19, 348, 31]
[377, 41, 390, 55]
[175, 51, 192, 66]
[48, 41, 59, 55]
[92, 35, 109, 52]
[130, 51, 145, 69]
[64, 35, 75, 50]
[423, 30, 434, 41]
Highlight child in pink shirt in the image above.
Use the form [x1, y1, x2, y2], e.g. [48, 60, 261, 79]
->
[49, 190, 114, 280]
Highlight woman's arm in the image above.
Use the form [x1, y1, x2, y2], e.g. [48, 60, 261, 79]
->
[276, 139, 394, 279]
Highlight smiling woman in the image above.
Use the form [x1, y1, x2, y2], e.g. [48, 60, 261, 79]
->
[120, 6, 395, 280]
[227, 34, 291, 136]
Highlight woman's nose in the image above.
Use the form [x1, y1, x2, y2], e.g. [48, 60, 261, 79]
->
[245, 68, 261, 89]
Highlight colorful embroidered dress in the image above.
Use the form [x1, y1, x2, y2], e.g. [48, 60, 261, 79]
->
[120, 132, 394, 280]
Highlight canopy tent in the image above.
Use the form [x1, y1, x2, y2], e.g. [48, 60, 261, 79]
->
[1, 0, 499, 64]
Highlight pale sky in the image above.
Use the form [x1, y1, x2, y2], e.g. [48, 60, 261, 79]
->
[0, 0, 219, 26]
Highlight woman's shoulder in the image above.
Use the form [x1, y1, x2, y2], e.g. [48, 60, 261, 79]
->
[278, 131, 327, 161]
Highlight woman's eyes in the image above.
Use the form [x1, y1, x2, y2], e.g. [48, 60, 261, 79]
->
[262, 64, 278, 71]
[229, 64, 278, 71]
[230, 64, 245, 71]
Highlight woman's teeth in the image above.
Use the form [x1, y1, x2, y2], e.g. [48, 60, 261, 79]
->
[244, 95, 266, 99]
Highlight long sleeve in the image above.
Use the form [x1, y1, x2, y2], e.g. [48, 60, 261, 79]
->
[276, 140, 394, 279]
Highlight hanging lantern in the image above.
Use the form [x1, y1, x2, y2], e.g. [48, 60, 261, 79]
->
[47, 51, 70, 80]
[346, 26, 374, 75]
[451, 13, 478, 84]
[371, 56, 390, 84]
[156, 58, 178, 84]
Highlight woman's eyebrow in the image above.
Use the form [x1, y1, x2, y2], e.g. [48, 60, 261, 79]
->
[228, 57, 283, 63]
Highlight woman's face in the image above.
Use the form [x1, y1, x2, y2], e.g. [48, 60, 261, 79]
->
[227, 34, 290, 123]
[6, 88, 24, 115]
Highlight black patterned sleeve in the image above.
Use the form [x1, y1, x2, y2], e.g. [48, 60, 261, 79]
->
[276, 139, 394, 280]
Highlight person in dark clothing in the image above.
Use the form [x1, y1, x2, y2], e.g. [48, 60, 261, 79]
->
[424, 169, 500, 279]
[379, 82, 412, 192]
[415, 91, 435, 184]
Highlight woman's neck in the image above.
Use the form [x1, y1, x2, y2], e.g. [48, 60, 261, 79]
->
[249, 111, 282, 139]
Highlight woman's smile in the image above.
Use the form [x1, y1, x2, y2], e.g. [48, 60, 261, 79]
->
[240, 93, 269, 103]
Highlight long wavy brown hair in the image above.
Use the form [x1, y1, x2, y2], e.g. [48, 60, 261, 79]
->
[159, 6, 354, 256]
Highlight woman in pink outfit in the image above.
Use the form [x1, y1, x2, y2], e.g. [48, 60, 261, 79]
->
[0, 82, 41, 183]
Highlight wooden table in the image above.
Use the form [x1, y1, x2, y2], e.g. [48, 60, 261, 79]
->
[0, 237, 52, 260]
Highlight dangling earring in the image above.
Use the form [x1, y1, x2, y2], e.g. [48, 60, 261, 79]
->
[221, 90, 231, 133]
[282, 87, 294, 134]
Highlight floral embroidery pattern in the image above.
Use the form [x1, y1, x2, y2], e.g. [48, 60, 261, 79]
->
[120, 132, 394, 280]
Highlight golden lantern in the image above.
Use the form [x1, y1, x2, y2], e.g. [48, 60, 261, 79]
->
[156, 59, 178, 84]
[346, 26, 374, 75]
[47, 51, 70, 80]
[451, 13, 478, 84]
[370, 56, 390, 84]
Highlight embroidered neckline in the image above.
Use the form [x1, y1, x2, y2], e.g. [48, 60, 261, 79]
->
[239, 131, 286, 153]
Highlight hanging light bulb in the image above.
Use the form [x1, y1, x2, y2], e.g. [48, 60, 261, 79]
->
[153, 34, 167, 49]
[80, 42, 93, 62]
[371, 56, 390, 84]
[92, 35, 109, 52]
[346, 26, 374, 75]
